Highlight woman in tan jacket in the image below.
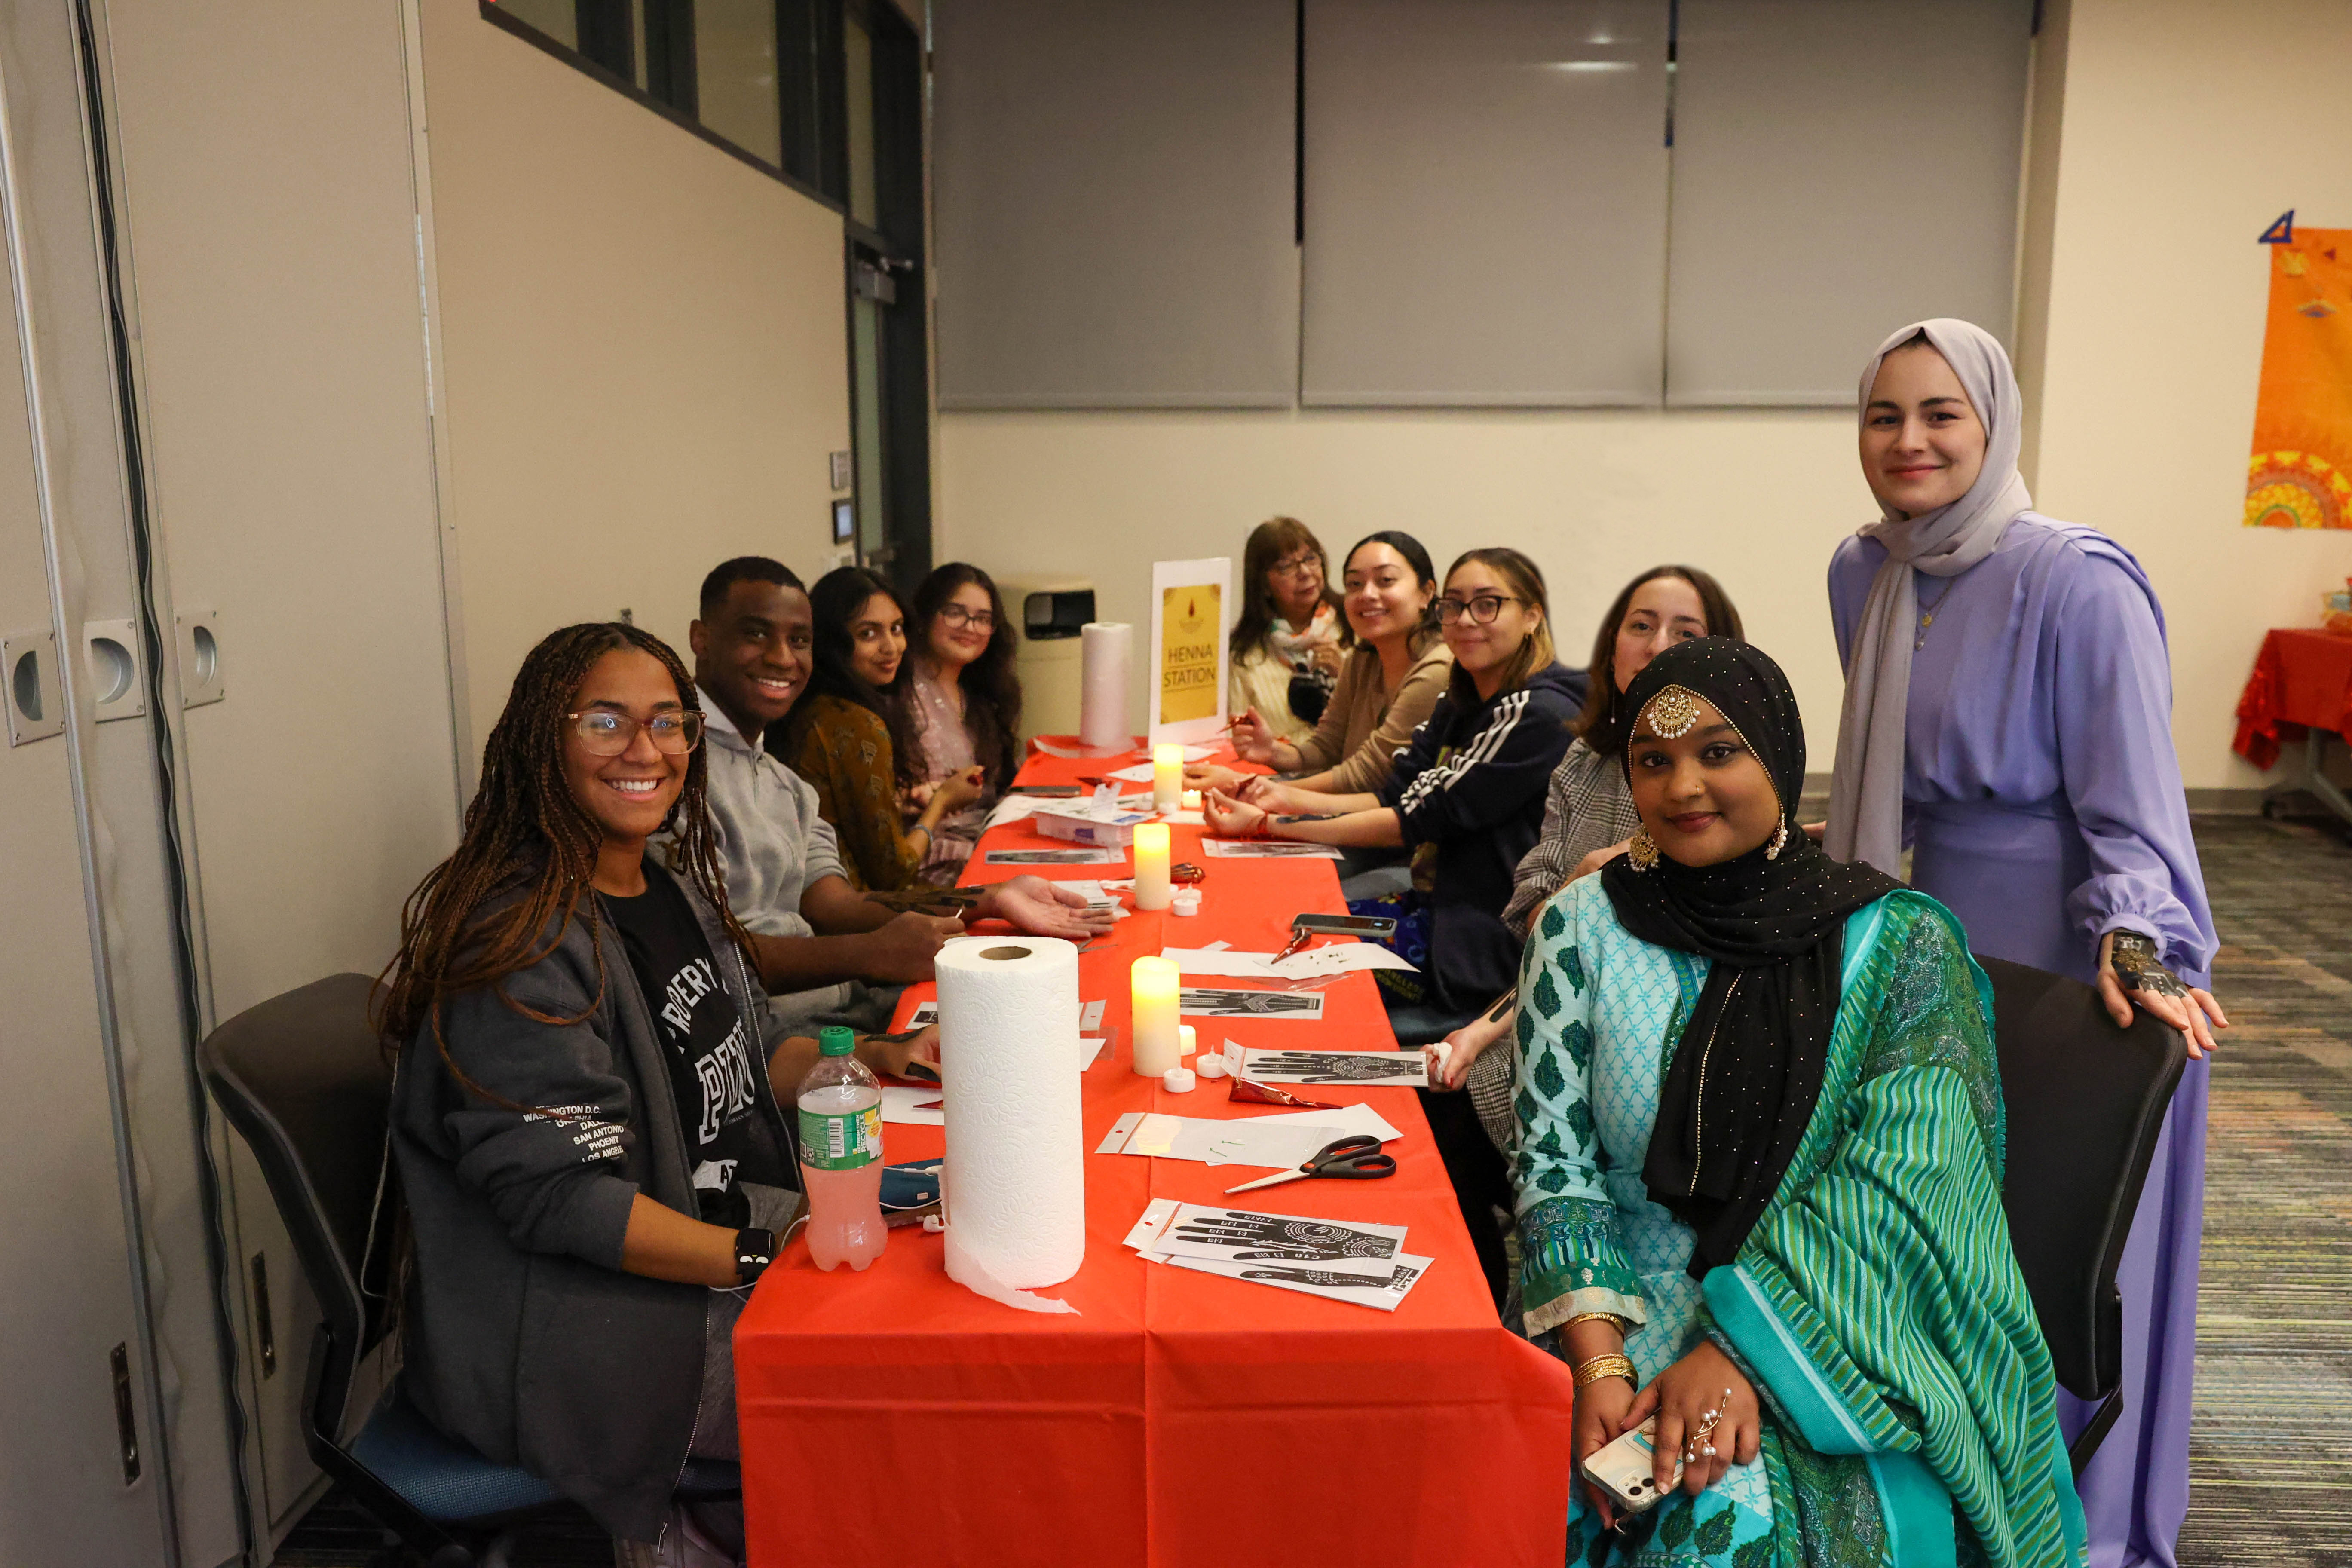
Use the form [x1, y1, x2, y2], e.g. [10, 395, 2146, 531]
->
[1192, 530, 1449, 801]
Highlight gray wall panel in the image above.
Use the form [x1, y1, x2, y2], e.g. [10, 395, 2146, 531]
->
[1664, 0, 2033, 405]
[933, 0, 1300, 409]
[1302, 0, 1671, 407]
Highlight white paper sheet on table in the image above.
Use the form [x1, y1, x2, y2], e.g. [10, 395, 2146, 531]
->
[1151, 1202, 1407, 1279]
[1199, 839, 1346, 860]
[1239, 1047, 1429, 1087]
[880, 1085, 945, 1125]
[1031, 740, 1217, 762]
[1179, 987, 1324, 1020]
[1094, 1101, 1401, 1166]
[985, 795, 1047, 829]
[1103, 762, 1156, 783]
[985, 846, 1125, 866]
[1164, 1250, 1431, 1311]
[1161, 945, 1417, 980]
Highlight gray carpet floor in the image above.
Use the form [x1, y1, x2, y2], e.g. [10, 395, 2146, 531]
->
[2177, 813, 2352, 1567]
[276, 813, 2352, 1566]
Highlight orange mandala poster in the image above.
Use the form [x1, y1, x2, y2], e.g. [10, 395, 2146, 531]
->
[2246, 225, 2352, 528]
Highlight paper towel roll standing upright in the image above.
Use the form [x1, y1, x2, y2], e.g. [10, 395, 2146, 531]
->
[1079, 622, 1132, 750]
[935, 938, 1087, 1297]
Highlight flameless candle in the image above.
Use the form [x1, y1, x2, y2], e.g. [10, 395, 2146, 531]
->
[1131, 956, 1181, 1075]
[1153, 744, 1183, 812]
[1179, 1024, 1197, 1057]
[1180, 788, 1202, 811]
[1133, 821, 1172, 910]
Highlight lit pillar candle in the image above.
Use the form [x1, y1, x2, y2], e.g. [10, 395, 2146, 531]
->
[1131, 956, 1182, 1076]
[1132, 821, 1172, 911]
[1152, 744, 1184, 812]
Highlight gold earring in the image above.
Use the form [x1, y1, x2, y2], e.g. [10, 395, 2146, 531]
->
[1628, 828, 1659, 871]
[1765, 819, 1788, 861]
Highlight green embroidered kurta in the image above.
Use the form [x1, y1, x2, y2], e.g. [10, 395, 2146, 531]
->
[1514, 877, 2085, 1568]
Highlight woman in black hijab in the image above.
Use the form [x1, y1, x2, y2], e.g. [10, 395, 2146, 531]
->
[1511, 639, 2084, 1568]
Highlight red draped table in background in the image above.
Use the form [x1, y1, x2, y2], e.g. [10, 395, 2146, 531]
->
[735, 740, 1578, 1567]
[2233, 627, 2352, 833]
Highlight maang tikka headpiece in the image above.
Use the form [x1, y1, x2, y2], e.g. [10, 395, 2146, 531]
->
[1636, 684, 1703, 740]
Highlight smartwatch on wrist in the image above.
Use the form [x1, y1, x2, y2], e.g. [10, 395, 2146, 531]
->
[733, 1227, 778, 1288]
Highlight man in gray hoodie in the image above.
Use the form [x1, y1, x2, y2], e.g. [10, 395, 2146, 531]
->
[687, 557, 1106, 1047]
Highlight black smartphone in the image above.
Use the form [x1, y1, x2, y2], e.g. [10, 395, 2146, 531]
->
[1291, 913, 1397, 938]
[1009, 784, 1082, 797]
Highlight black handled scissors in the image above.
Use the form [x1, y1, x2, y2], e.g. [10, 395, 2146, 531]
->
[1222, 1133, 1397, 1194]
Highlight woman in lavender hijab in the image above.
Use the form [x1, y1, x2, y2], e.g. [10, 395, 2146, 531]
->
[1825, 318, 2228, 1568]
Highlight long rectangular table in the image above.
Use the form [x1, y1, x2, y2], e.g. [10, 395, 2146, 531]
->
[736, 741, 1577, 1566]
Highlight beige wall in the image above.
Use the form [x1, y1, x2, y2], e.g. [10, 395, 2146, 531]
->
[2021, 0, 2352, 790]
[941, 0, 2352, 791]
[938, 409, 1860, 754]
[420, 0, 851, 743]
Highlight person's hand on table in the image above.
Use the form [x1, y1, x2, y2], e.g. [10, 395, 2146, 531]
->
[1428, 995, 1514, 1090]
[1203, 789, 1269, 838]
[1227, 707, 1280, 766]
[1623, 1341, 1759, 1499]
[860, 1025, 941, 1082]
[2098, 928, 2228, 1059]
[866, 910, 965, 982]
[1184, 761, 1250, 794]
[1234, 776, 1308, 812]
[1571, 839, 1631, 885]
[1573, 1368, 1638, 1531]
[974, 874, 1117, 939]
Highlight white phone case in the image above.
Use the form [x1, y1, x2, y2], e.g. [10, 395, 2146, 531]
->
[1581, 1416, 1684, 1514]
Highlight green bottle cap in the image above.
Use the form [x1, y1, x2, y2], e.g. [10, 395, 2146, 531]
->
[818, 1026, 855, 1057]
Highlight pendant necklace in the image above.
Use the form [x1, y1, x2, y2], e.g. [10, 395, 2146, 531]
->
[1915, 576, 1958, 650]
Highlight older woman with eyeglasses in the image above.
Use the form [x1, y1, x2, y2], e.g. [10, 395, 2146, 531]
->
[1227, 516, 1350, 746]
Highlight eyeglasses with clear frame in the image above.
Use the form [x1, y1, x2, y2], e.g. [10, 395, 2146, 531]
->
[1436, 594, 1522, 625]
[565, 709, 705, 756]
[937, 603, 996, 631]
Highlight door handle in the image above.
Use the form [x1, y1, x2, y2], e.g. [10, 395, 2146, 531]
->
[3, 628, 63, 745]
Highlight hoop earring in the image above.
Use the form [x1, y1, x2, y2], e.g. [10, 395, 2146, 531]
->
[1627, 828, 1659, 872]
[1765, 819, 1788, 861]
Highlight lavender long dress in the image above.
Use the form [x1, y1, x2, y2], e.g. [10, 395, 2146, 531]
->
[1831, 512, 2216, 1568]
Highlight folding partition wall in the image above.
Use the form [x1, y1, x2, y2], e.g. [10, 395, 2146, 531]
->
[932, 0, 2035, 410]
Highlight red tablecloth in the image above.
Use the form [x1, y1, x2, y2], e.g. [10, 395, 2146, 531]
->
[736, 739, 1577, 1567]
[2233, 627, 2352, 768]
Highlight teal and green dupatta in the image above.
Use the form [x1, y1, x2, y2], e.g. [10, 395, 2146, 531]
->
[1702, 891, 2086, 1568]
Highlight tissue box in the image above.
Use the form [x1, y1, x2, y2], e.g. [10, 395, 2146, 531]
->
[1033, 802, 1150, 847]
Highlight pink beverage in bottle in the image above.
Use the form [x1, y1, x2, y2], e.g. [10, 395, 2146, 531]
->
[797, 1026, 887, 1271]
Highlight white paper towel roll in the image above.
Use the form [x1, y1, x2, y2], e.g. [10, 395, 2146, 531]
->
[1079, 622, 1132, 750]
[937, 938, 1087, 1298]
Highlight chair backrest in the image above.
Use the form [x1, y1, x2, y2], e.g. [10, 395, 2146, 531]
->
[196, 974, 393, 1431]
[1980, 956, 2187, 1403]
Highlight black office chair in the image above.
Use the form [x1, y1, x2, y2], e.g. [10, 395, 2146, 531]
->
[1980, 956, 2189, 1474]
[199, 974, 738, 1568]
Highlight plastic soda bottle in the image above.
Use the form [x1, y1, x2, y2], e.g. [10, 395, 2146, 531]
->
[796, 1026, 887, 1271]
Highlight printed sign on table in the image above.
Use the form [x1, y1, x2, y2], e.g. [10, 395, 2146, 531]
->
[1148, 557, 1231, 744]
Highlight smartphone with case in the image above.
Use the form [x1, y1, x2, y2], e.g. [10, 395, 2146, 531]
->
[1290, 913, 1397, 938]
[1581, 1417, 1682, 1515]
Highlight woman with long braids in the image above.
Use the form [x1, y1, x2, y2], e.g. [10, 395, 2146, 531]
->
[380, 622, 932, 1562]
[776, 567, 985, 891]
[1517, 638, 2083, 1566]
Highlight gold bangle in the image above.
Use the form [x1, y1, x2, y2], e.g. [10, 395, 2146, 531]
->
[1574, 1354, 1638, 1390]
[1567, 1311, 1631, 1333]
